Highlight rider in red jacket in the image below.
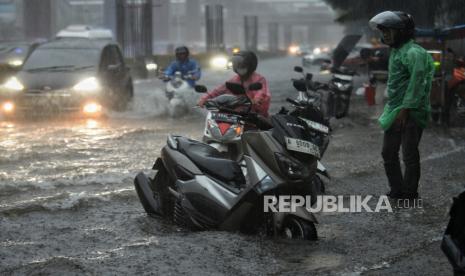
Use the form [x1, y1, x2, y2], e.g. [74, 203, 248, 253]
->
[198, 51, 271, 117]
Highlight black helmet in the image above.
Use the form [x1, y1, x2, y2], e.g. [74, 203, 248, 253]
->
[231, 51, 258, 78]
[175, 46, 189, 60]
[369, 11, 415, 46]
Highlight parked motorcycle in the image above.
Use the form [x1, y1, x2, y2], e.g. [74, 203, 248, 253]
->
[294, 65, 355, 119]
[293, 66, 330, 119]
[134, 81, 324, 240]
[442, 189, 465, 275]
[282, 78, 332, 184]
[327, 66, 356, 119]
[446, 57, 465, 127]
[161, 71, 196, 117]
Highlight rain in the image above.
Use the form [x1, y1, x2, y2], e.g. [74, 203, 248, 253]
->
[1, 0, 465, 275]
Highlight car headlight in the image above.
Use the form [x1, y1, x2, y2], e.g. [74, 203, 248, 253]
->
[83, 102, 102, 114]
[8, 59, 23, 67]
[210, 56, 228, 69]
[146, 63, 158, 71]
[2, 77, 24, 91]
[73, 77, 101, 92]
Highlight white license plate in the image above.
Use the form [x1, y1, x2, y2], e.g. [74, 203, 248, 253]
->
[299, 117, 329, 134]
[285, 137, 320, 158]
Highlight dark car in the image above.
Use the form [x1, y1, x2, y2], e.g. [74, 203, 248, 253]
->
[0, 38, 133, 117]
[0, 41, 40, 83]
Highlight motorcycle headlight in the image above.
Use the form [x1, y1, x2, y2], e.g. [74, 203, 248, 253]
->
[146, 63, 158, 71]
[73, 77, 101, 93]
[210, 56, 228, 69]
[2, 77, 24, 91]
[274, 152, 310, 180]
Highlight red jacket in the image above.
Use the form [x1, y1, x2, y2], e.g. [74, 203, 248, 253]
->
[200, 72, 271, 117]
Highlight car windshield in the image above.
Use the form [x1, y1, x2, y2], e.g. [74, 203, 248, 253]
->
[22, 48, 99, 71]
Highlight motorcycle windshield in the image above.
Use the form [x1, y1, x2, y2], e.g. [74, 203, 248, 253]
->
[271, 114, 321, 160]
[210, 94, 250, 110]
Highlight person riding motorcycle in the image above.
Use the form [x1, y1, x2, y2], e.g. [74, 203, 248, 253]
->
[198, 51, 271, 118]
[164, 46, 201, 87]
[369, 11, 434, 199]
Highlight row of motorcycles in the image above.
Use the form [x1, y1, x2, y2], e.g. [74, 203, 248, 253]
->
[293, 65, 356, 120]
[133, 65, 355, 240]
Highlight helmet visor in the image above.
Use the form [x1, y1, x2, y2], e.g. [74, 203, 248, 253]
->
[231, 55, 247, 71]
[369, 11, 405, 30]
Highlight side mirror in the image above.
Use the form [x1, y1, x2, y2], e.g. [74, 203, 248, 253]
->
[225, 82, 246, 95]
[294, 66, 303, 73]
[293, 79, 307, 92]
[305, 73, 313, 81]
[194, 85, 208, 93]
[248, 82, 262, 91]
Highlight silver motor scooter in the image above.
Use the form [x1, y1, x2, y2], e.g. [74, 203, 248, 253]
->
[134, 82, 324, 240]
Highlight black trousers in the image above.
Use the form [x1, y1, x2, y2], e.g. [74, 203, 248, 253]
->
[381, 116, 424, 197]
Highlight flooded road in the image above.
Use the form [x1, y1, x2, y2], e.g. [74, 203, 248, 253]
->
[1, 56, 464, 275]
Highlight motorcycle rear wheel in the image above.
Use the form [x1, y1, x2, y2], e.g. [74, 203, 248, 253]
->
[281, 216, 318, 241]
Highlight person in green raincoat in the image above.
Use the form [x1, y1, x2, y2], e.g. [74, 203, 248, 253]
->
[369, 11, 434, 199]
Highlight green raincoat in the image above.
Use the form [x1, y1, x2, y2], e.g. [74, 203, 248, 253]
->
[379, 40, 435, 130]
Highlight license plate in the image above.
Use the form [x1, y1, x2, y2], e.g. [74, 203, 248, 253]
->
[22, 93, 74, 108]
[211, 112, 239, 123]
[299, 117, 329, 134]
[285, 137, 320, 158]
[24, 95, 52, 106]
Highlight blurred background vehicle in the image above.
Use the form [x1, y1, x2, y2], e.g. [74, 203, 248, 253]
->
[0, 41, 41, 84]
[0, 35, 133, 118]
[302, 52, 332, 67]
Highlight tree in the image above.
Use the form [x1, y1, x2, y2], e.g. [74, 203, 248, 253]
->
[323, 0, 441, 28]
[324, 0, 465, 28]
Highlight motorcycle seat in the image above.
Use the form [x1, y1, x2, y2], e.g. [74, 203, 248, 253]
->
[176, 137, 246, 186]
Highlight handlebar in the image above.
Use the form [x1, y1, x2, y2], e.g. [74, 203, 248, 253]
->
[286, 98, 302, 106]
[159, 74, 195, 81]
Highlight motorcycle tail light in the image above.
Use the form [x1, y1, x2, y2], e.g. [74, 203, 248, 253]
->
[217, 122, 232, 135]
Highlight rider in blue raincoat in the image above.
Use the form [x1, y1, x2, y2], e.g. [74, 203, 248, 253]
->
[164, 46, 201, 87]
